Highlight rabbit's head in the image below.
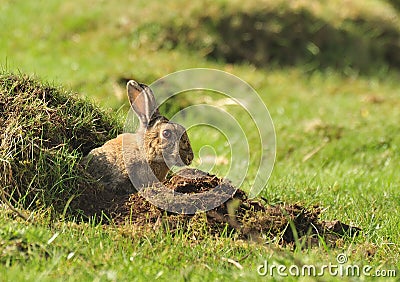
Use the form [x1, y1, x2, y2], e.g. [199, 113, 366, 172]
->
[127, 80, 193, 169]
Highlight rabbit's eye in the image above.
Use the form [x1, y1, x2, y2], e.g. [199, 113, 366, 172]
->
[162, 129, 172, 139]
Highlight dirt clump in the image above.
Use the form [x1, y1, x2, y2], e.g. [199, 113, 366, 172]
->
[75, 168, 360, 246]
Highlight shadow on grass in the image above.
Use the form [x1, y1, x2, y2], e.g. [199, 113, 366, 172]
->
[145, 6, 400, 73]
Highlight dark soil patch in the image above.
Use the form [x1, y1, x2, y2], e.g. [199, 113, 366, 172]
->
[74, 168, 360, 246]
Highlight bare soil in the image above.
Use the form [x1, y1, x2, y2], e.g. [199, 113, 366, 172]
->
[73, 168, 360, 246]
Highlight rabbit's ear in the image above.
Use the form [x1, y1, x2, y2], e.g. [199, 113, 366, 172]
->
[127, 80, 160, 127]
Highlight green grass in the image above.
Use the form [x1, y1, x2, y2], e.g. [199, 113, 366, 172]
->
[0, 74, 121, 214]
[1, 0, 400, 281]
[0, 212, 329, 281]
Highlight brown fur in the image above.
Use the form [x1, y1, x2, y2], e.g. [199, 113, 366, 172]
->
[83, 81, 193, 195]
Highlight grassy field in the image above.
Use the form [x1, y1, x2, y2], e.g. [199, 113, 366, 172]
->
[1, 0, 400, 281]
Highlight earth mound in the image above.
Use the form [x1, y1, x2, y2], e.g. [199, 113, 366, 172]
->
[75, 168, 360, 246]
[0, 73, 121, 210]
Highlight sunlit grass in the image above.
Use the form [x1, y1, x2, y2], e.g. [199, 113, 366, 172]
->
[0, 0, 399, 281]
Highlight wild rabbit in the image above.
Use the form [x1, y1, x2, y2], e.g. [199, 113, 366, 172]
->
[83, 80, 193, 194]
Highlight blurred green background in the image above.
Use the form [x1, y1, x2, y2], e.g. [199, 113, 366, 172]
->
[1, 0, 400, 108]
